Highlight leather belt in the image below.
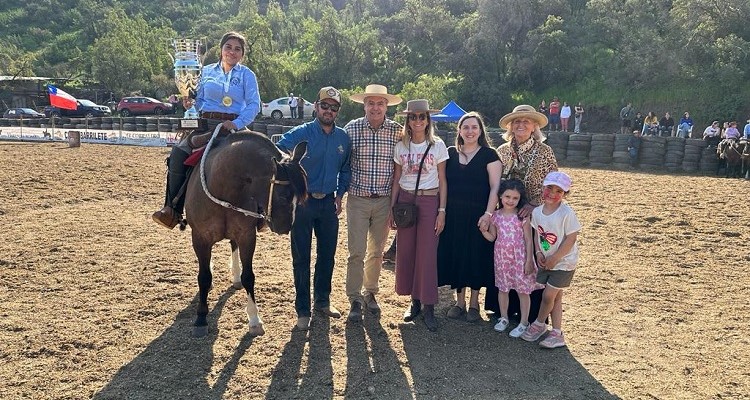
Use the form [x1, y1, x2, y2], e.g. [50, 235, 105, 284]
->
[356, 193, 385, 198]
[201, 112, 238, 121]
[401, 186, 439, 196]
[309, 192, 332, 199]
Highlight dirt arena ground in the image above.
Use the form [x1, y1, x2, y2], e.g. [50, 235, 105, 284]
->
[0, 141, 748, 400]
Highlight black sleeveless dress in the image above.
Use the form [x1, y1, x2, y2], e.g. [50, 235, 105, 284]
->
[437, 146, 498, 290]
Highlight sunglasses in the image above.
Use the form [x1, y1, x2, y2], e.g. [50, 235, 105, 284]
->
[318, 102, 340, 112]
[408, 113, 428, 121]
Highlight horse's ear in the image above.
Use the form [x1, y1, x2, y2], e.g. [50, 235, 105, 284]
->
[291, 141, 308, 163]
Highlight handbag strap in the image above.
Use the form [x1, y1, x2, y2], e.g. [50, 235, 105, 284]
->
[407, 143, 432, 204]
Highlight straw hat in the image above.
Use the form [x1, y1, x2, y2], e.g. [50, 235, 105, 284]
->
[498, 104, 548, 130]
[396, 99, 440, 115]
[349, 84, 402, 106]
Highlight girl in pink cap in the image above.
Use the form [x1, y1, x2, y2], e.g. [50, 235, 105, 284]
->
[522, 171, 581, 348]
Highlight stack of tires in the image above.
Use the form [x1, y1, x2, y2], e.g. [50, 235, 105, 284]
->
[638, 136, 666, 171]
[664, 137, 685, 173]
[565, 134, 591, 166]
[682, 139, 704, 173]
[699, 146, 719, 175]
[612, 134, 631, 169]
[545, 132, 569, 163]
[122, 116, 135, 131]
[101, 117, 113, 130]
[589, 134, 615, 168]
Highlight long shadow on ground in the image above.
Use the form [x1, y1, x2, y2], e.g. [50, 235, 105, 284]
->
[94, 287, 252, 400]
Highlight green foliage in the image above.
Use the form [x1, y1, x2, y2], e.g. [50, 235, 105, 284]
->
[3, 0, 750, 123]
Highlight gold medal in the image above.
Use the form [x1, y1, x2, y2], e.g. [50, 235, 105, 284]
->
[222, 96, 232, 107]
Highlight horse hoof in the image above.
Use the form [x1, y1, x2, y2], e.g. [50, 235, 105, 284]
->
[248, 324, 265, 337]
[232, 281, 243, 290]
[193, 326, 208, 338]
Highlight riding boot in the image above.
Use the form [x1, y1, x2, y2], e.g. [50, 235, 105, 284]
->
[403, 299, 421, 322]
[152, 147, 189, 229]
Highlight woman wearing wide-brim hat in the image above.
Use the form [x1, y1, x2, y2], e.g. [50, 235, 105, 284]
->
[389, 99, 448, 332]
[484, 104, 558, 325]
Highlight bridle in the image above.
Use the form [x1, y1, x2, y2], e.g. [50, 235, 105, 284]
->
[198, 124, 294, 222]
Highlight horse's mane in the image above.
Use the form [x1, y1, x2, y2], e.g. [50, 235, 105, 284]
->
[225, 130, 284, 160]
[225, 129, 308, 202]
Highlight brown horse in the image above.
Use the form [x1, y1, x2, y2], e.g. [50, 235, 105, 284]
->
[741, 140, 750, 179]
[185, 130, 307, 337]
[716, 139, 744, 178]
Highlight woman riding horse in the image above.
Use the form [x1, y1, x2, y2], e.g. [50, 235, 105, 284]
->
[153, 31, 261, 229]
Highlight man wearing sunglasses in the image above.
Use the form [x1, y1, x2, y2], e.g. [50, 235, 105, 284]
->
[276, 86, 352, 331]
[344, 84, 403, 322]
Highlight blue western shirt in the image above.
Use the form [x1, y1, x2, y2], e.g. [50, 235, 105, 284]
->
[277, 119, 351, 198]
[195, 62, 260, 129]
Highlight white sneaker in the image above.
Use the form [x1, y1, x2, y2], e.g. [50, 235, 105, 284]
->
[509, 323, 528, 338]
[493, 317, 509, 332]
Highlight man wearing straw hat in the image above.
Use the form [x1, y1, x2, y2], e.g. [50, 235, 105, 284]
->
[343, 84, 403, 322]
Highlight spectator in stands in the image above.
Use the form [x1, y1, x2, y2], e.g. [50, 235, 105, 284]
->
[677, 112, 693, 138]
[548, 97, 561, 131]
[560, 102, 571, 132]
[659, 112, 674, 137]
[724, 121, 740, 141]
[633, 112, 644, 135]
[538, 100, 548, 118]
[744, 119, 750, 140]
[297, 94, 304, 119]
[703, 121, 721, 148]
[573, 102, 584, 133]
[642, 111, 659, 136]
[620, 102, 633, 135]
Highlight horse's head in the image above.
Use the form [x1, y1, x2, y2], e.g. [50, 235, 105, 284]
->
[267, 142, 308, 234]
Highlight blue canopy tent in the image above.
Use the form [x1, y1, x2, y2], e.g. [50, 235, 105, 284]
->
[430, 100, 467, 122]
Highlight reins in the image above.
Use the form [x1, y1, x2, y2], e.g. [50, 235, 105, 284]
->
[199, 124, 290, 221]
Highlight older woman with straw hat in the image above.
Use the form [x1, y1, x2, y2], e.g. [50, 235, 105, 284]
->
[484, 104, 558, 324]
[389, 99, 448, 332]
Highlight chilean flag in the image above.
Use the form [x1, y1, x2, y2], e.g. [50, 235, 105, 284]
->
[47, 85, 78, 110]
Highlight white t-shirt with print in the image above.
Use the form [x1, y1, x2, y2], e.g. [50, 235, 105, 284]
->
[560, 105, 572, 118]
[531, 202, 581, 271]
[393, 138, 449, 191]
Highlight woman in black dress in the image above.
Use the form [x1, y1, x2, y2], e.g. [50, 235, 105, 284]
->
[437, 112, 502, 322]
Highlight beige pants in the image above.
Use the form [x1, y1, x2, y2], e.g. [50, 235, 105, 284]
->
[346, 195, 391, 303]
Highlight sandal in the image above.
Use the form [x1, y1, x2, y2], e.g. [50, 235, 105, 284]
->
[446, 305, 466, 319]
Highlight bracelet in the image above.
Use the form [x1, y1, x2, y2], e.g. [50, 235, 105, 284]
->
[484, 211, 492, 217]
[535, 251, 543, 255]
[437, 208, 446, 212]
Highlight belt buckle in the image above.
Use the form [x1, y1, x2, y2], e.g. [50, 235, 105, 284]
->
[311, 192, 327, 199]
[368, 193, 381, 198]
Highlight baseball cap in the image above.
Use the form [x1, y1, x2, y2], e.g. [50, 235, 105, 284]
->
[317, 86, 341, 104]
[542, 171, 572, 192]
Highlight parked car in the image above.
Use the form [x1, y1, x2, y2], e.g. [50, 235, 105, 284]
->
[261, 97, 315, 119]
[3, 108, 46, 119]
[117, 96, 175, 117]
[45, 99, 112, 118]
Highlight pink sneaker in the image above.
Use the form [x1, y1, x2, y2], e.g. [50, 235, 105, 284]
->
[520, 322, 547, 342]
[539, 330, 566, 348]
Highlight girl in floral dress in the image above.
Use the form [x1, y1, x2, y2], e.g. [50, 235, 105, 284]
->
[480, 179, 543, 337]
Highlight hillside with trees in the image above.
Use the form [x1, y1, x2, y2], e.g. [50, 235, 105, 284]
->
[2, 0, 749, 127]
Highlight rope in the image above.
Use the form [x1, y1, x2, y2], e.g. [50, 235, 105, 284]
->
[199, 124, 267, 220]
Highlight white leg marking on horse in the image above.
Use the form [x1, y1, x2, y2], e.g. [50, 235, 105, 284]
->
[246, 293, 265, 336]
[230, 246, 242, 289]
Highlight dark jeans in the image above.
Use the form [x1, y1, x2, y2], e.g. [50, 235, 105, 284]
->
[290, 194, 339, 317]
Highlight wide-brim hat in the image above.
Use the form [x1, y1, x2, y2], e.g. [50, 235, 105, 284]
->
[349, 84, 402, 106]
[397, 99, 440, 115]
[499, 104, 548, 130]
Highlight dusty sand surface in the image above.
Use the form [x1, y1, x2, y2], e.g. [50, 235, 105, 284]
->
[0, 141, 748, 399]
